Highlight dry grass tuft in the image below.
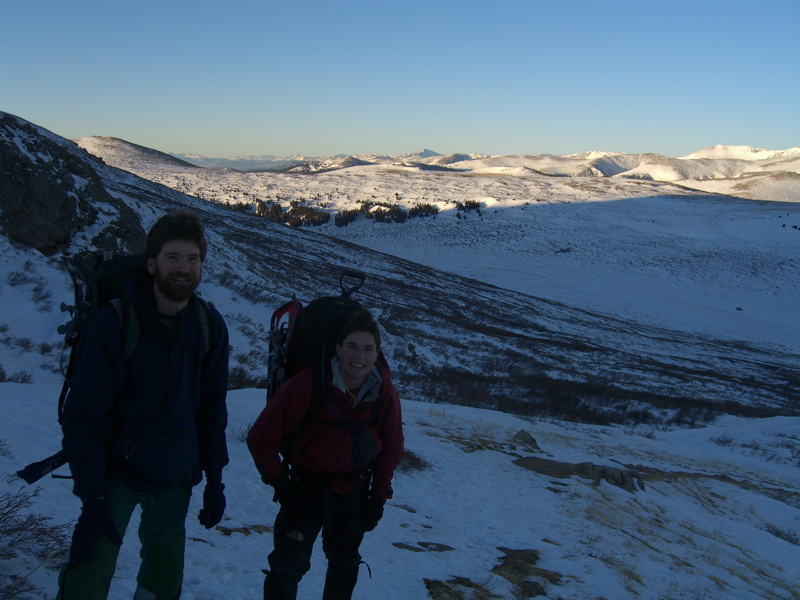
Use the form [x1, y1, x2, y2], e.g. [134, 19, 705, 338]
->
[214, 524, 272, 536]
[397, 449, 434, 474]
[597, 552, 643, 588]
[424, 578, 465, 600]
[423, 576, 500, 600]
[490, 547, 562, 598]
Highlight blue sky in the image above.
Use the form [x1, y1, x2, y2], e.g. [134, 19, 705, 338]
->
[2, 1, 798, 158]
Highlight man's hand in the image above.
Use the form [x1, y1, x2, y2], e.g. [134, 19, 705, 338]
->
[68, 498, 122, 567]
[198, 473, 226, 529]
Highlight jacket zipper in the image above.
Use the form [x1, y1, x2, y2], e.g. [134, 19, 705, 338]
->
[163, 347, 173, 412]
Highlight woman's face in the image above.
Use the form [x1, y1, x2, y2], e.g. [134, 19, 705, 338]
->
[336, 331, 378, 389]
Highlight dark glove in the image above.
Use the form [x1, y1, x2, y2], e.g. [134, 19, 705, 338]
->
[361, 496, 386, 532]
[266, 472, 294, 507]
[198, 472, 226, 529]
[68, 497, 122, 567]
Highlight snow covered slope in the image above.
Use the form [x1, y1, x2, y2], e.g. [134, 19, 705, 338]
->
[2, 113, 800, 600]
[74, 136, 800, 356]
[3, 114, 799, 420]
[3, 383, 800, 599]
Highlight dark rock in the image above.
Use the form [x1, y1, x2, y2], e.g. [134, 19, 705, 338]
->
[0, 112, 145, 256]
[511, 429, 541, 450]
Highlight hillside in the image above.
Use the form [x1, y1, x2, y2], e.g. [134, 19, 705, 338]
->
[1, 113, 800, 600]
[73, 136, 800, 350]
[2, 111, 798, 426]
[74, 131, 800, 368]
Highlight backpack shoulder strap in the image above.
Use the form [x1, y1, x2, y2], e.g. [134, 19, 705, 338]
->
[57, 295, 212, 426]
[195, 296, 212, 355]
[110, 296, 212, 364]
[110, 298, 140, 364]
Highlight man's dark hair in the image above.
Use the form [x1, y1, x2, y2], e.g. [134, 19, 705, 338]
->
[337, 308, 381, 351]
[144, 209, 208, 261]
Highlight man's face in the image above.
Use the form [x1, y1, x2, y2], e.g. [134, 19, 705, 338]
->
[147, 239, 202, 303]
[336, 331, 378, 389]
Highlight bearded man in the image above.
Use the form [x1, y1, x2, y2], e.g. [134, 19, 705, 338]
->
[57, 209, 230, 600]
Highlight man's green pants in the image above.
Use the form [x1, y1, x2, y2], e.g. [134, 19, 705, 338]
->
[57, 479, 192, 600]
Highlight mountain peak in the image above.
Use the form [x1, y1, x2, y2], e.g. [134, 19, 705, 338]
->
[401, 149, 441, 159]
[681, 145, 780, 160]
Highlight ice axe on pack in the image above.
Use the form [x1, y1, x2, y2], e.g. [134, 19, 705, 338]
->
[16, 450, 69, 485]
[339, 269, 365, 297]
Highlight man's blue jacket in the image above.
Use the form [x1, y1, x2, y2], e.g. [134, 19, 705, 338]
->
[61, 265, 229, 498]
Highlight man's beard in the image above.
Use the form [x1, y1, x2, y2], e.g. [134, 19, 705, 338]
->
[153, 267, 200, 302]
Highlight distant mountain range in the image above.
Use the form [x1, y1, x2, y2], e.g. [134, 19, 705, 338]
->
[167, 148, 470, 172]
[168, 144, 800, 178]
[104, 137, 800, 203]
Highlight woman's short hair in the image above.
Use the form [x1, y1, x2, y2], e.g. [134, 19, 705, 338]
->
[337, 308, 381, 351]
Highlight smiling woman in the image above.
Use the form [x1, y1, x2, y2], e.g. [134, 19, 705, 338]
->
[336, 330, 379, 391]
[246, 304, 404, 599]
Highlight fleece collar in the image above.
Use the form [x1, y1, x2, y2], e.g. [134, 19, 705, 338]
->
[330, 356, 382, 404]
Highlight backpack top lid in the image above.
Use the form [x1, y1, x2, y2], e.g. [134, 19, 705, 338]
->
[286, 293, 362, 375]
[266, 269, 367, 402]
[91, 254, 147, 309]
[287, 268, 366, 373]
[58, 254, 147, 343]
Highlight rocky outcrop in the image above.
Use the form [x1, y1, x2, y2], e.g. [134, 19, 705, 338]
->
[513, 455, 645, 493]
[0, 112, 145, 256]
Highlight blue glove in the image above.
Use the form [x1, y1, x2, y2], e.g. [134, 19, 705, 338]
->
[198, 473, 226, 529]
[68, 498, 122, 567]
